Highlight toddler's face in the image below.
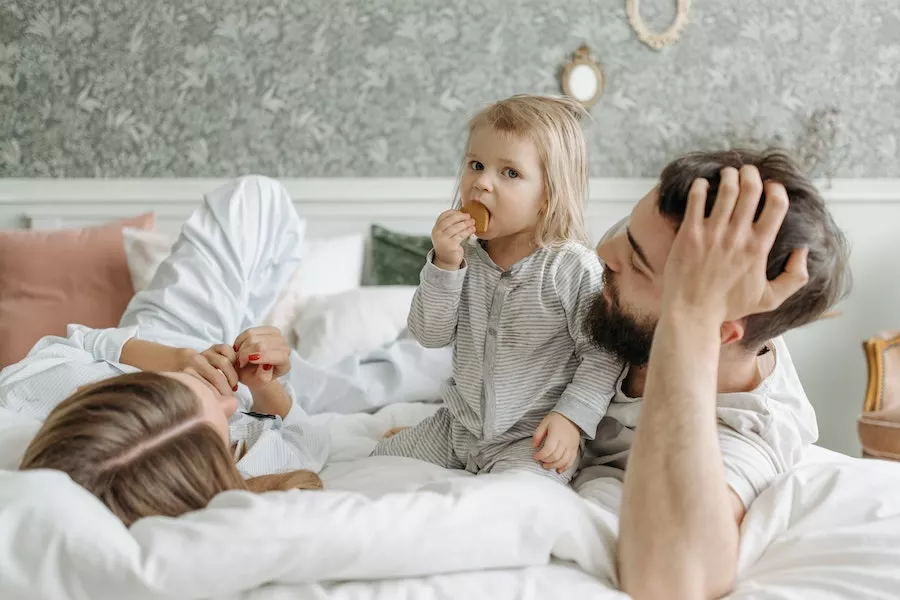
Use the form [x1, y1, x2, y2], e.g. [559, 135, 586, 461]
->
[460, 126, 545, 241]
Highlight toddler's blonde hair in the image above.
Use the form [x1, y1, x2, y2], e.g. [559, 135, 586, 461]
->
[456, 94, 591, 247]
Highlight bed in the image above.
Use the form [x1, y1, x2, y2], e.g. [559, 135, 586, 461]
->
[1, 177, 900, 598]
[2, 401, 900, 599]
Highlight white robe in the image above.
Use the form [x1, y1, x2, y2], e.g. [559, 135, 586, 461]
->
[0, 175, 453, 476]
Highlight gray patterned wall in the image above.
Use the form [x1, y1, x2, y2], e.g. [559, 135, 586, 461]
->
[1, 0, 898, 178]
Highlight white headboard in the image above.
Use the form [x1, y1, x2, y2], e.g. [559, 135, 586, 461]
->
[2, 176, 900, 459]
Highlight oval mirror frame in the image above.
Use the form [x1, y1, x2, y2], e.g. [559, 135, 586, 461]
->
[561, 44, 604, 108]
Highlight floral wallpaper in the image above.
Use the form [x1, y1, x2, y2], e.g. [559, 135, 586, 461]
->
[0, 0, 898, 178]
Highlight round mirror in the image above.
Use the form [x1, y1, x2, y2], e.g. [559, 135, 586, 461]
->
[561, 44, 604, 108]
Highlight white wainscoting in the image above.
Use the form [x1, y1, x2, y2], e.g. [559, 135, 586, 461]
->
[0, 177, 653, 237]
[1, 176, 899, 456]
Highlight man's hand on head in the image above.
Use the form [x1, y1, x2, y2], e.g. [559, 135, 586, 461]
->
[660, 165, 810, 325]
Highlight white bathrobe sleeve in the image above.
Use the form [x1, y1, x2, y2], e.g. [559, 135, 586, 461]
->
[284, 336, 453, 416]
[0, 324, 140, 421]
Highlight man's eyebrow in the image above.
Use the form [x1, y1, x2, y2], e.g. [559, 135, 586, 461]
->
[626, 228, 654, 274]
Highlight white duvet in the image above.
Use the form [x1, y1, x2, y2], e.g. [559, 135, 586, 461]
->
[2, 403, 900, 600]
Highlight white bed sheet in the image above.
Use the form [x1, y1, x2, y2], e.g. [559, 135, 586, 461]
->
[1, 402, 899, 600]
[301, 403, 900, 600]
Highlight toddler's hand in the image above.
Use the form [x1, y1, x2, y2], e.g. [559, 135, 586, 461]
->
[532, 412, 581, 473]
[383, 426, 409, 439]
[432, 210, 475, 270]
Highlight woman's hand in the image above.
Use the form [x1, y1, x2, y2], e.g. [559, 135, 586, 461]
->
[233, 326, 291, 391]
[180, 344, 240, 395]
[119, 339, 238, 396]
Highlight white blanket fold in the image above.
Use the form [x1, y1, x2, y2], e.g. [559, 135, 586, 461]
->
[0, 469, 618, 600]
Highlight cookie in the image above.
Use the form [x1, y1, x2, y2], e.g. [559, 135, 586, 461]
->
[462, 201, 490, 234]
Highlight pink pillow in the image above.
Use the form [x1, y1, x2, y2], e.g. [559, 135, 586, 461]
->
[0, 214, 155, 369]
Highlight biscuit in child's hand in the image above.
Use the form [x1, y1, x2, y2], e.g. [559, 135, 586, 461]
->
[462, 202, 490, 233]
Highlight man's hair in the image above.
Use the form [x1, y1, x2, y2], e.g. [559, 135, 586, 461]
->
[657, 149, 851, 350]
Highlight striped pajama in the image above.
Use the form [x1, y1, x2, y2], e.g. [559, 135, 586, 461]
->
[372, 238, 623, 483]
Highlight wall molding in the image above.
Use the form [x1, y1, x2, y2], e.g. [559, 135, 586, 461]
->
[2, 177, 899, 205]
[1, 177, 898, 234]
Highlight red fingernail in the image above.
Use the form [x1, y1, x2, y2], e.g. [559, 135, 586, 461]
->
[232, 385, 238, 392]
[233, 344, 239, 351]
[249, 353, 261, 361]
[262, 364, 273, 371]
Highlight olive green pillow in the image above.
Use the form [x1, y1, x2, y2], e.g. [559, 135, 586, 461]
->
[365, 224, 433, 286]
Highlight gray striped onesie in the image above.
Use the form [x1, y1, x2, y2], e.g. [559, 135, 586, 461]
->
[371, 238, 623, 483]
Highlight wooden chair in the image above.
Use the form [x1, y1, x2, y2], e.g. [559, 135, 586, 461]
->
[858, 331, 900, 461]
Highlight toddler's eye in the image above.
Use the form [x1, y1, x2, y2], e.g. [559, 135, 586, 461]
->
[469, 160, 484, 171]
[503, 168, 519, 179]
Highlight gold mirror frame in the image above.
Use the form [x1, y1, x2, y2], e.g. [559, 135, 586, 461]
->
[560, 44, 604, 108]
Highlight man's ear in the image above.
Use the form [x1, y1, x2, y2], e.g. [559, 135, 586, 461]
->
[720, 320, 745, 346]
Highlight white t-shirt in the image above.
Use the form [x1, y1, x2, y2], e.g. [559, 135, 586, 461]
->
[574, 335, 819, 508]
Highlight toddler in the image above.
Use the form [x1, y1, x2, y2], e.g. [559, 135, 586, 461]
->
[372, 95, 622, 483]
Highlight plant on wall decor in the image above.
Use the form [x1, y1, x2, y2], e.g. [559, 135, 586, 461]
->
[672, 106, 849, 186]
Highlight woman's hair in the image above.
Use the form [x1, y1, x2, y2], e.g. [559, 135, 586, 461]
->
[19, 372, 322, 526]
[455, 94, 592, 247]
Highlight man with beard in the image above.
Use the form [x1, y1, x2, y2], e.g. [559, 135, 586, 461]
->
[577, 149, 851, 599]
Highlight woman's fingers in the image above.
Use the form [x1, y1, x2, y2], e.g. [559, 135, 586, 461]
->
[253, 364, 275, 386]
[236, 335, 289, 368]
[246, 348, 290, 366]
[190, 358, 234, 395]
[240, 347, 290, 369]
[203, 349, 239, 390]
[233, 327, 282, 353]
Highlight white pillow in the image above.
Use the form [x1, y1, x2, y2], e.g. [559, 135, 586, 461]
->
[293, 286, 417, 367]
[265, 233, 367, 342]
[122, 228, 176, 292]
[122, 228, 367, 343]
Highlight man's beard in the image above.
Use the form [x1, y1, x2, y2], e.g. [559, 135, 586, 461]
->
[586, 270, 657, 366]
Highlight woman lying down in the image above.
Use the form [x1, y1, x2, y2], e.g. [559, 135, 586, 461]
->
[0, 177, 341, 526]
[15, 334, 324, 526]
